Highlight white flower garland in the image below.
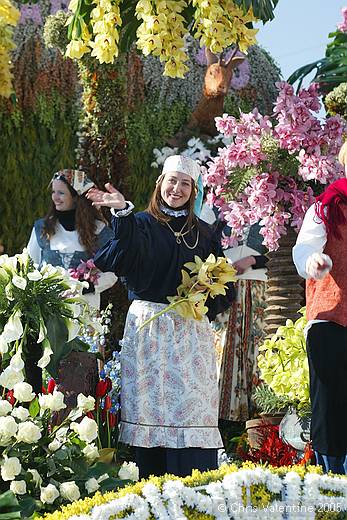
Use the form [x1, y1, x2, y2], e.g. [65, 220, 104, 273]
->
[65, 468, 347, 520]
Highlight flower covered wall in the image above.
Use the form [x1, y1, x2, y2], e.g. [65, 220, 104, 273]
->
[0, 0, 80, 255]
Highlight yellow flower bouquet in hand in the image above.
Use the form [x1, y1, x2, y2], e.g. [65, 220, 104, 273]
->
[140, 254, 236, 329]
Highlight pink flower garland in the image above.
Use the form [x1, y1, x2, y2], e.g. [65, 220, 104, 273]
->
[205, 81, 346, 250]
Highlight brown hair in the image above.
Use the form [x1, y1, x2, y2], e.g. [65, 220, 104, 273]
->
[42, 184, 105, 255]
[145, 175, 197, 231]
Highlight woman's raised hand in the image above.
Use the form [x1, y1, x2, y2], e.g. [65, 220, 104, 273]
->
[86, 183, 126, 209]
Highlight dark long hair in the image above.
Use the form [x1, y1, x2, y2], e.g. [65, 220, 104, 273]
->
[42, 183, 105, 255]
[145, 175, 197, 231]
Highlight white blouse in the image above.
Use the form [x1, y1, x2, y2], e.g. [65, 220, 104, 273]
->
[27, 221, 117, 309]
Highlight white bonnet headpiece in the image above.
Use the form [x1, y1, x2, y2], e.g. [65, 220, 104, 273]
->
[160, 155, 201, 184]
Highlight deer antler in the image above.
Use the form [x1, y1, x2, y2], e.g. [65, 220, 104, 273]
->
[205, 47, 218, 65]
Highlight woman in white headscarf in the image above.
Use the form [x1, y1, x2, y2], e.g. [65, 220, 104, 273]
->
[87, 155, 234, 478]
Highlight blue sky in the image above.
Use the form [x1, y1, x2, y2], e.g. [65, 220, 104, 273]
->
[256, 0, 345, 85]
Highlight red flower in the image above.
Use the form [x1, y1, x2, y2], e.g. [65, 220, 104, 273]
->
[300, 442, 314, 465]
[47, 378, 56, 394]
[108, 412, 118, 428]
[96, 377, 112, 398]
[86, 411, 94, 420]
[41, 385, 47, 395]
[6, 390, 15, 405]
[238, 422, 298, 467]
[104, 396, 112, 411]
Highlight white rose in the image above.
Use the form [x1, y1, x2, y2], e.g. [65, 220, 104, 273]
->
[73, 417, 98, 443]
[28, 468, 42, 487]
[48, 439, 62, 452]
[0, 400, 12, 416]
[82, 443, 99, 462]
[39, 391, 66, 412]
[49, 390, 66, 412]
[38, 393, 51, 412]
[59, 481, 80, 502]
[11, 406, 30, 422]
[77, 394, 95, 413]
[118, 461, 139, 482]
[1, 457, 21, 481]
[27, 270, 42, 281]
[10, 480, 26, 495]
[12, 275, 27, 290]
[40, 483, 59, 504]
[16, 422, 42, 444]
[2, 311, 23, 342]
[0, 366, 24, 390]
[13, 382, 35, 403]
[85, 477, 99, 494]
[10, 350, 25, 372]
[0, 416, 18, 446]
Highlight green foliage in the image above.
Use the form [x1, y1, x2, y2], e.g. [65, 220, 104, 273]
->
[0, 95, 79, 255]
[288, 29, 347, 94]
[325, 82, 347, 119]
[126, 98, 191, 208]
[253, 384, 291, 415]
[257, 309, 310, 413]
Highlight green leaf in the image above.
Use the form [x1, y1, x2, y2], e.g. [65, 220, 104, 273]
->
[46, 315, 70, 378]
[29, 397, 40, 418]
[0, 491, 20, 518]
[17, 497, 38, 519]
[99, 477, 130, 491]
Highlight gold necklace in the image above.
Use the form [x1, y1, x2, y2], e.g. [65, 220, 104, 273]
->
[166, 221, 200, 250]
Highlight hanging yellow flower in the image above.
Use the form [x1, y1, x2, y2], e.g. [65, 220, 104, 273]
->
[64, 0, 259, 77]
[65, 0, 122, 64]
[135, 0, 189, 78]
[0, 0, 19, 98]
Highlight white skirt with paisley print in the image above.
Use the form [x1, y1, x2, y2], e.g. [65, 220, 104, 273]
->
[119, 300, 223, 449]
